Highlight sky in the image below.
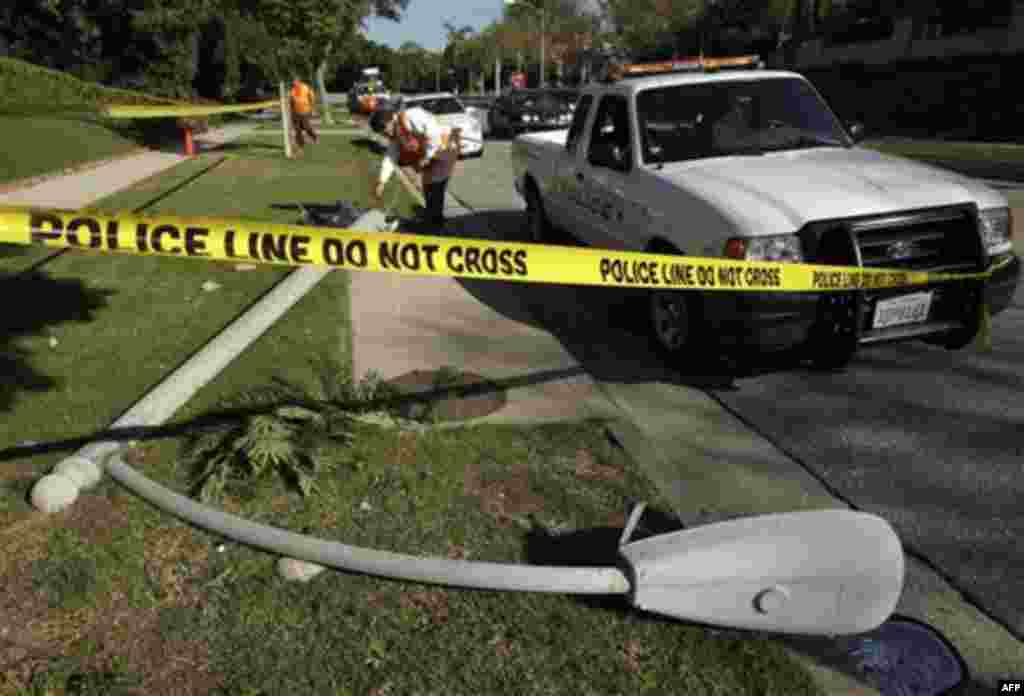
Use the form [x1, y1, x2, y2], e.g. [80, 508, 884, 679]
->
[364, 0, 507, 52]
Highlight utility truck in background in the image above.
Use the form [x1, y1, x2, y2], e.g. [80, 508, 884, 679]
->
[349, 67, 391, 115]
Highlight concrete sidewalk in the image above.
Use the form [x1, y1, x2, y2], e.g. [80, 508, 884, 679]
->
[0, 123, 256, 208]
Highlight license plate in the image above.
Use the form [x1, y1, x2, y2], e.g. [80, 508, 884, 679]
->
[872, 292, 934, 329]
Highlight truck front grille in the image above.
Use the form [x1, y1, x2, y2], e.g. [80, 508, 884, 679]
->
[849, 207, 982, 275]
[803, 205, 986, 346]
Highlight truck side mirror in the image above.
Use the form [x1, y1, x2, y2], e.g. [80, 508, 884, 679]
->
[846, 122, 866, 143]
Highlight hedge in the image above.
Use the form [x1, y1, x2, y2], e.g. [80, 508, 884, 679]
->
[0, 57, 219, 116]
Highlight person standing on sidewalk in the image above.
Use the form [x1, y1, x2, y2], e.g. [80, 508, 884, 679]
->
[369, 104, 462, 227]
[290, 77, 319, 152]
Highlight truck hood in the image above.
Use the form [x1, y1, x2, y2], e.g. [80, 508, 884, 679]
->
[653, 147, 1007, 236]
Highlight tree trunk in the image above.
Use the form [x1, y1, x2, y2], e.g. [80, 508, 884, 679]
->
[279, 80, 294, 159]
[316, 42, 334, 127]
[784, 0, 808, 69]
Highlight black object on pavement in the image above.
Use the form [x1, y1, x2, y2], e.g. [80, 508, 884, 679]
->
[838, 615, 968, 695]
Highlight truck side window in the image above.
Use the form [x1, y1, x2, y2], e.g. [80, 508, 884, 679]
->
[587, 95, 631, 172]
[565, 95, 593, 155]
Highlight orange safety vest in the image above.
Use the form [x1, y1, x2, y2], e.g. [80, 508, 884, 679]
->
[290, 82, 314, 114]
[359, 94, 379, 113]
[395, 112, 451, 167]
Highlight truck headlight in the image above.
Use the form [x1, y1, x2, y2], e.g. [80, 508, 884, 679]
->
[979, 207, 1013, 256]
[724, 234, 803, 262]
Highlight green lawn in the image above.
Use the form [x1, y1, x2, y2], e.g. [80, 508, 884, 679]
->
[0, 115, 143, 185]
[0, 135, 412, 472]
[866, 137, 1024, 165]
[0, 133, 827, 696]
[9, 421, 823, 696]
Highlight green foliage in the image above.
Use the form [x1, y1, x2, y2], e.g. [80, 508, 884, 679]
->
[222, 11, 243, 99]
[0, 56, 182, 115]
[181, 362, 403, 502]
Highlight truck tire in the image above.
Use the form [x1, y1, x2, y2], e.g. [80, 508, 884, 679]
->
[646, 241, 705, 360]
[525, 182, 552, 244]
[806, 229, 860, 370]
[807, 295, 858, 371]
[924, 289, 983, 350]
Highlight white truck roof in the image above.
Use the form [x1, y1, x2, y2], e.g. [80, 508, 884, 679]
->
[581, 70, 805, 98]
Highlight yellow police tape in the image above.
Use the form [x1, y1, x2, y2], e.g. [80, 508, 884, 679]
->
[0, 206, 1011, 292]
[103, 100, 280, 119]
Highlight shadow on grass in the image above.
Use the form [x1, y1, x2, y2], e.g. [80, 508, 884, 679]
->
[0, 271, 113, 412]
[0, 364, 596, 461]
[349, 137, 387, 156]
[205, 140, 285, 154]
[0, 243, 34, 259]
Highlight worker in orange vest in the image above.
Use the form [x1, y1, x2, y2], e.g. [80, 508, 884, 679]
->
[290, 77, 319, 152]
[369, 103, 463, 227]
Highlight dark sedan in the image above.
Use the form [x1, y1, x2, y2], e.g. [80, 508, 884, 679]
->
[488, 88, 579, 137]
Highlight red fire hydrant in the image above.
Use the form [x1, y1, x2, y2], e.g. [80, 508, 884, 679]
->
[183, 127, 195, 156]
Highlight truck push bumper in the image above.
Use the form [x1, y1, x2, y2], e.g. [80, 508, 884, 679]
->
[703, 284, 985, 355]
[985, 253, 1021, 316]
[703, 253, 1019, 356]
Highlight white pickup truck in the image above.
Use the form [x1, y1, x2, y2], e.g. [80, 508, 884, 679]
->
[513, 59, 1020, 368]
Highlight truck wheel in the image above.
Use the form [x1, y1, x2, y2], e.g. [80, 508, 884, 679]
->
[525, 183, 552, 244]
[647, 242, 705, 359]
[924, 300, 981, 350]
[807, 292, 858, 370]
[806, 230, 860, 371]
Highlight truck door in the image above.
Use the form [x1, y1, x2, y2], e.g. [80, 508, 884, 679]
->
[574, 95, 633, 250]
[547, 94, 593, 231]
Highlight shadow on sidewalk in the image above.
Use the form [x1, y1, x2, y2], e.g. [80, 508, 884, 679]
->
[422, 209, 822, 391]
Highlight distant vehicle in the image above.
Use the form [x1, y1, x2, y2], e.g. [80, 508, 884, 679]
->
[348, 80, 391, 114]
[397, 92, 485, 158]
[488, 88, 580, 138]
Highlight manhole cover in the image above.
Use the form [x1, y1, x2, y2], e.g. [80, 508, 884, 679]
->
[386, 369, 506, 422]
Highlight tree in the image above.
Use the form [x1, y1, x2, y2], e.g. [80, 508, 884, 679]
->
[234, 0, 406, 135]
[442, 20, 474, 92]
[599, 0, 702, 59]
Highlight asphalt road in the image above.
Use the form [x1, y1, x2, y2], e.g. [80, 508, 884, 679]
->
[445, 138, 1024, 641]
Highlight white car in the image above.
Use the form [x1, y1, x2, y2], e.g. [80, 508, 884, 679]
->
[514, 58, 1020, 368]
[397, 92, 485, 158]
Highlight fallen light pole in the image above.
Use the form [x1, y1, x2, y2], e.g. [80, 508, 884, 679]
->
[105, 449, 907, 637]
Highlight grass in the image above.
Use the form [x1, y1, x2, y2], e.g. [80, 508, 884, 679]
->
[255, 111, 356, 131]
[865, 136, 1024, 165]
[0, 128, 826, 694]
[0, 134, 413, 506]
[4, 420, 823, 696]
[0, 115, 143, 185]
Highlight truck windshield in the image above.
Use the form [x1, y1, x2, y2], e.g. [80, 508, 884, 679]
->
[636, 77, 852, 165]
